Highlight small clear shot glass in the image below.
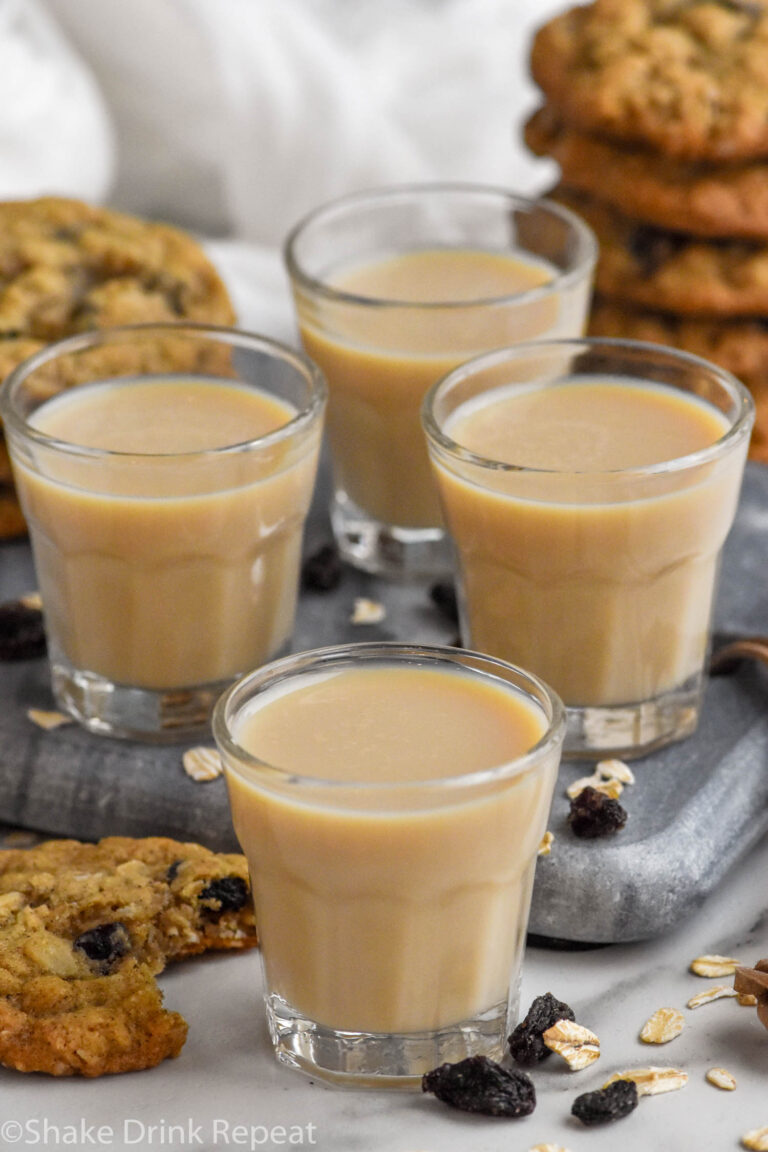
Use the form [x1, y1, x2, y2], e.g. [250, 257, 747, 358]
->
[213, 641, 565, 1086]
[0, 323, 326, 741]
[284, 183, 596, 579]
[423, 337, 754, 758]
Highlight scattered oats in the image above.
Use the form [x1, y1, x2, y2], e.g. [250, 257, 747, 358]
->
[542, 1019, 600, 1070]
[566, 771, 623, 800]
[690, 954, 740, 978]
[706, 1067, 736, 1091]
[594, 777, 624, 799]
[603, 1067, 688, 1096]
[19, 591, 42, 611]
[26, 708, 73, 731]
[640, 1007, 685, 1044]
[687, 984, 739, 1008]
[529, 1145, 572, 1152]
[537, 831, 554, 857]
[350, 597, 386, 625]
[597, 758, 636, 785]
[566, 772, 600, 799]
[743, 1128, 768, 1151]
[182, 746, 223, 782]
[739, 993, 759, 1007]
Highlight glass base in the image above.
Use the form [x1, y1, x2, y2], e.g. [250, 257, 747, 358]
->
[564, 677, 701, 760]
[331, 491, 450, 580]
[264, 994, 510, 1087]
[51, 660, 234, 742]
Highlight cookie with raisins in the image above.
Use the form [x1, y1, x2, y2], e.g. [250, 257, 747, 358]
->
[0, 836, 257, 1075]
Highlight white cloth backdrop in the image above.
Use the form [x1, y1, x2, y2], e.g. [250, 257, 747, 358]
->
[2, 0, 567, 334]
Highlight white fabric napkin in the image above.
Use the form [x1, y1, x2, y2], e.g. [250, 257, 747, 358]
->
[0, 0, 113, 202]
[37, 0, 562, 244]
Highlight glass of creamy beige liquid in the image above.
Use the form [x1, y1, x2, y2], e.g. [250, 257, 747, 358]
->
[213, 641, 565, 1084]
[423, 338, 755, 759]
[284, 184, 597, 579]
[0, 324, 326, 740]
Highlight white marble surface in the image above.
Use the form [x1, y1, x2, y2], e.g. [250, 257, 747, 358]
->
[1, 832, 766, 1151]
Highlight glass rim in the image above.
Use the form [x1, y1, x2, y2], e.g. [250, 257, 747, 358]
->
[0, 321, 327, 462]
[422, 336, 755, 480]
[213, 641, 566, 795]
[283, 181, 598, 312]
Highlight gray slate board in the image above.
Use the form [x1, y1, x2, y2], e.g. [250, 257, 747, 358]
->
[1, 463, 767, 944]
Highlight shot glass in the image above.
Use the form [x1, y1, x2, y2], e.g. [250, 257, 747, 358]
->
[0, 323, 326, 740]
[284, 184, 596, 578]
[213, 641, 564, 1085]
[423, 338, 754, 759]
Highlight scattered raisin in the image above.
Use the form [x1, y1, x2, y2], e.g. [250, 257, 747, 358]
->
[0, 599, 46, 661]
[199, 876, 249, 917]
[422, 1055, 535, 1118]
[569, 785, 627, 839]
[571, 1079, 638, 1126]
[508, 992, 576, 1066]
[429, 581, 459, 625]
[73, 922, 131, 973]
[166, 859, 182, 884]
[301, 543, 342, 592]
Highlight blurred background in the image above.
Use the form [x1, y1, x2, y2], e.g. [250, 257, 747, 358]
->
[6, 0, 565, 246]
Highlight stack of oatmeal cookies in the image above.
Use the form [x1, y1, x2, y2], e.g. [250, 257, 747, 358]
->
[525, 0, 768, 462]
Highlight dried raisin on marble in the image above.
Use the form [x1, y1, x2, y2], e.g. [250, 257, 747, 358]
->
[508, 991, 576, 1066]
[572, 1079, 639, 1126]
[422, 1055, 536, 1118]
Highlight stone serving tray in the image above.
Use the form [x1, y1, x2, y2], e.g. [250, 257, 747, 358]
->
[1, 463, 767, 945]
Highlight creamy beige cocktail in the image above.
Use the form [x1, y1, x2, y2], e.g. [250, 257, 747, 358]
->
[214, 643, 564, 1083]
[1, 325, 326, 740]
[424, 339, 754, 757]
[299, 248, 556, 530]
[285, 185, 596, 577]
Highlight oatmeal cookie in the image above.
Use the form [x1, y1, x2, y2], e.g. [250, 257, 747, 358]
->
[588, 298, 768, 461]
[525, 105, 768, 240]
[531, 0, 768, 161]
[552, 185, 768, 316]
[0, 196, 235, 538]
[0, 836, 257, 1075]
